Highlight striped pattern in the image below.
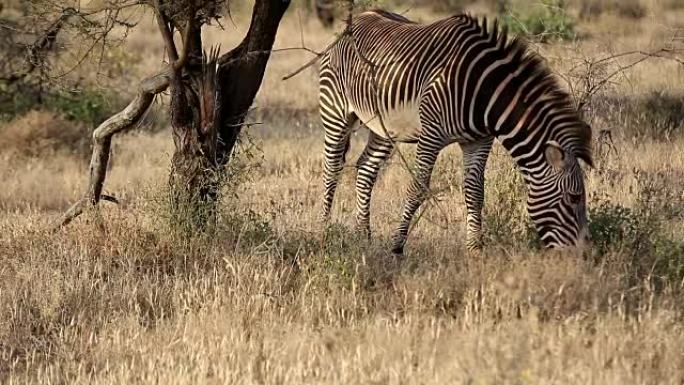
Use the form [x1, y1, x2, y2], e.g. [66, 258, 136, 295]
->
[319, 10, 593, 253]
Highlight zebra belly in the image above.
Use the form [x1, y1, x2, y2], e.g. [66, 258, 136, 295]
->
[356, 102, 423, 142]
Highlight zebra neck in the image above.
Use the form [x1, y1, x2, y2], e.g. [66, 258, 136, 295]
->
[489, 96, 578, 183]
[508, 152, 553, 185]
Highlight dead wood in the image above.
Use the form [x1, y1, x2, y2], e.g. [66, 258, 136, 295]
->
[57, 72, 170, 228]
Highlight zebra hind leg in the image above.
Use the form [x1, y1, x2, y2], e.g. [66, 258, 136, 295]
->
[321, 114, 356, 222]
[391, 135, 446, 254]
[354, 131, 394, 238]
[460, 137, 494, 251]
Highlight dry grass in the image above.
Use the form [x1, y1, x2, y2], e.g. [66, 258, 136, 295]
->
[1, 1, 684, 384]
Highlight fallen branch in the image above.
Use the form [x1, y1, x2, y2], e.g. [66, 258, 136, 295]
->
[56, 71, 170, 229]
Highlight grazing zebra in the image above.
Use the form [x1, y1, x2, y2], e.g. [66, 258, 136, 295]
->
[319, 10, 593, 253]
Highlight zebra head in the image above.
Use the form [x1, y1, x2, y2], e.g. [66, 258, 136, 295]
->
[528, 141, 590, 251]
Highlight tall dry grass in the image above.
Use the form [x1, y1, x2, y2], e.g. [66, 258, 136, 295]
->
[1, 1, 683, 384]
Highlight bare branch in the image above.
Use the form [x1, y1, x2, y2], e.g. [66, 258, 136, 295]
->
[174, 18, 195, 70]
[282, 33, 346, 81]
[560, 45, 684, 113]
[56, 71, 171, 229]
[153, 0, 180, 63]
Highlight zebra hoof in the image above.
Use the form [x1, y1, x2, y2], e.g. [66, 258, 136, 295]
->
[353, 225, 372, 241]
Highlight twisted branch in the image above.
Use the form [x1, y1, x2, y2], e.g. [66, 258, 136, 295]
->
[57, 71, 170, 228]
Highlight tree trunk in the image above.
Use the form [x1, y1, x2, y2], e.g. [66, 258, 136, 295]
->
[168, 51, 219, 230]
[168, 0, 290, 230]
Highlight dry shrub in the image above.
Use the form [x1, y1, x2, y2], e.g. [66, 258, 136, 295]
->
[590, 91, 684, 141]
[0, 110, 91, 158]
[576, 0, 647, 20]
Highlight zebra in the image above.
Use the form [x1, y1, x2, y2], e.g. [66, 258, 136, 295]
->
[319, 10, 593, 254]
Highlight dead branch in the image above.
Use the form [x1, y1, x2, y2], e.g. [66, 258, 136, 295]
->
[575, 47, 684, 112]
[282, 32, 346, 81]
[153, 0, 180, 63]
[57, 0, 199, 229]
[56, 71, 170, 229]
[553, 43, 684, 114]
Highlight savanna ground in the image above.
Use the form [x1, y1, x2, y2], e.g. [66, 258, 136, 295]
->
[1, 0, 684, 383]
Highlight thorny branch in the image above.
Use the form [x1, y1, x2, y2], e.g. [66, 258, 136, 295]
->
[548, 37, 684, 158]
[565, 46, 684, 113]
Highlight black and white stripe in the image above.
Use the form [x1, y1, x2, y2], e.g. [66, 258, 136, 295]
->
[319, 10, 593, 253]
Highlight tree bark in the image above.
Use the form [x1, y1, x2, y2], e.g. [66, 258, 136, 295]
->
[167, 0, 290, 229]
[214, 0, 291, 166]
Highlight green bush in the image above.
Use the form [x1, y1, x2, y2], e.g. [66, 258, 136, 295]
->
[502, 0, 576, 42]
[588, 170, 684, 286]
[44, 89, 120, 127]
[0, 84, 121, 127]
[588, 199, 640, 256]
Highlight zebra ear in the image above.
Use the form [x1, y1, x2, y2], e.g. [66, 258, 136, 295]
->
[545, 141, 566, 170]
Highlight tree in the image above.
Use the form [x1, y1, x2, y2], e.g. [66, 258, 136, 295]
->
[13, 0, 294, 229]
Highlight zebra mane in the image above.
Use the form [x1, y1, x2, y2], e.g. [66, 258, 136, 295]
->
[365, 9, 415, 23]
[467, 14, 594, 167]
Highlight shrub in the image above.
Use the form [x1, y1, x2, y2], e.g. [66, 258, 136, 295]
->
[588, 171, 684, 286]
[44, 89, 121, 128]
[0, 84, 122, 127]
[588, 199, 640, 256]
[588, 197, 684, 288]
[502, 0, 576, 42]
[577, 0, 647, 20]
[590, 91, 684, 142]
[145, 131, 277, 247]
[639, 91, 684, 141]
[0, 110, 91, 157]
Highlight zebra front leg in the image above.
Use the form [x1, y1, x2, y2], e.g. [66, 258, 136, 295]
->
[391, 138, 444, 254]
[460, 137, 494, 251]
[321, 117, 354, 222]
[355, 131, 394, 237]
